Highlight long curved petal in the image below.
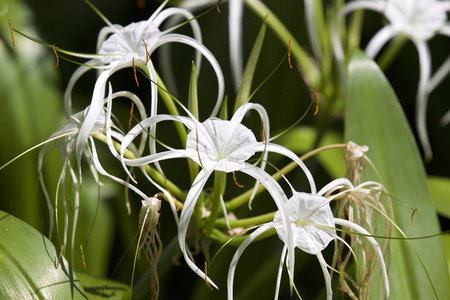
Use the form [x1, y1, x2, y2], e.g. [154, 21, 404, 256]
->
[178, 169, 218, 288]
[239, 165, 296, 290]
[256, 143, 317, 194]
[227, 224, 274, 300]
[151, 33, 225, 117]
[334, 218, 390, 300]
[365, 26, 396, 58]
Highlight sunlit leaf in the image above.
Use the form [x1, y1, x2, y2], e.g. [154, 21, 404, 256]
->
[0, 211, 86, 299]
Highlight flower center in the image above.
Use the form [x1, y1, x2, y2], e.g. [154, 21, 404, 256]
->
[185, 118, 258, 172]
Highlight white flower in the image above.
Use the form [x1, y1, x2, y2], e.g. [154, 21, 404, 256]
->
[333, 0, 450, 160]
[38, 87, 149, 258]
[120, 102, 316, 289]
[61, 0, 225, 170]
[227, 179, 390, 300]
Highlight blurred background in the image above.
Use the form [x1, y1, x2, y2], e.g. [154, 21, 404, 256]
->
[1, 0, 449, 299]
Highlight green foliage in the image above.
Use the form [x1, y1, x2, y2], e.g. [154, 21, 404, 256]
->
[345, 50, 450, 299]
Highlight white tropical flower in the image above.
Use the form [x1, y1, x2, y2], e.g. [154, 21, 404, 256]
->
[60, 0, 225, 171]
[38, 87, 149, 259]
[227, 178, 390, 300]
[120, 102, 316, 288]
[333, 0, 450, 160]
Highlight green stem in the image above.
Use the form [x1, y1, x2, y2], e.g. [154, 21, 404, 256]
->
[377, 34, 408, 71]
[244, 0, 321, 87]
[215, 211, 275, 230]
[204, 171, 226, 236]
[208, 227, 276, 246]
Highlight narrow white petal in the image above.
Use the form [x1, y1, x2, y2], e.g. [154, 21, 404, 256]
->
[413, 40, 433, 160]
[316, 252, 333, 300]
[152, 34, 225, 117]
[334, 218, 390, 300]
[227, 224, 274, 300]
[239, 166, 296, 288]
[229, 0, 244, 91]
[257, 143, 316, 194]
[178, 169, 218, 288]
[365, 26, 396, 58]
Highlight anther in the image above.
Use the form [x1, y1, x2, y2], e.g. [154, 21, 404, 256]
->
[132, 57, 139, 87]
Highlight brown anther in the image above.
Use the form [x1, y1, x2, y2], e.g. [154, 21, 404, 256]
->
[132, 57, 139, 87]
[52, 44, 59, 68]
[310, 88, 319, 115]
[288, 36, 292, 69]
[216, 0, 221, 13]
[56, 245, 64, 268]
[142, 38, 149, 65]
[9, 18, 15, 47]
[411, 207, 419, 228]
[233, 171, 244, 188]
[128, 101, 135, 132]
[260, 121, 265, 143]
[204, 262, 213, 290]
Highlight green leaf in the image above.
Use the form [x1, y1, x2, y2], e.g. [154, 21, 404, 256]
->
[76, 273, 130, 300]
[428, 176, 450, 219]
[0, 210, 86, 299]
[345, 50, 450, 299]
[233, 19, 267, 112]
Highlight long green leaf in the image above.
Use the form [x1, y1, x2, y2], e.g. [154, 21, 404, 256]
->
[233, 19, 267, 112]
[0, 211, 86, 299]
[345, 50, 449, 299]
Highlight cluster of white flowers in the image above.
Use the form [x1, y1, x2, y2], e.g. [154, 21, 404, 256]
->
[30, 1, 400, 299]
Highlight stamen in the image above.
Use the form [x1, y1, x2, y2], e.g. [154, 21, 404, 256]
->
[80, 244, 87, 274]
[233, 171, 244, 188]
[260, 121, 265, 143]
[128, 101, 135, 132]
[288, 36, 292, 68]
[132, 57, 139, 87]
[204, 262, 213, 290]
[142, 38, 149, 65]
[195, 126, 205, 169]
[9, 18, 15, 47]
[310, 88, 319, 115]
[411, 207, 419, 228]
[216, 0, 221, 13]
[137, 0, 146, 10]
[52, 44, 59, 68]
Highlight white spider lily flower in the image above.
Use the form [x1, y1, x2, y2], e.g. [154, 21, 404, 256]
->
[179, 0, 244, 91]
[227, 179, 389, 300]
[120, 102, 316, 289]
[61, 0, 225, 171]
[333, 0, 450, 160]
[38, 89, 149, 257]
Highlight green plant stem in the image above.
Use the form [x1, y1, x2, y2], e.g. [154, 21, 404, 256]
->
[244, 0, 321, 87]
[215, 211, 276, 230]
[377, 34, 408, 71]
[204, 171, 226, 236]
[208, 227, 276, 246]
[92, 133, 186, 201]
[226, 143, 348, 211]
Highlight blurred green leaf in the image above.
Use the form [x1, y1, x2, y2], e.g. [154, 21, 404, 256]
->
[345, 50, 450, 299]
[428, 176, 450, 219]
[0, 210, 86, 299]
[233, 19, 267, 112]
[0, 0, 63, 229]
